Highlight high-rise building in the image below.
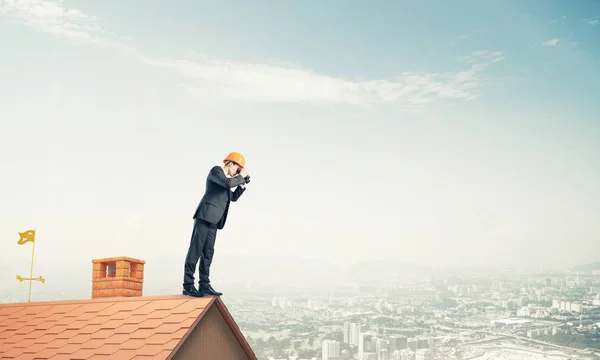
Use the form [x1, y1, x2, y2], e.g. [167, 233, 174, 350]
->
[271, 296, 292, 308]
[376, 338, 387, 353]
[343, 322, 361, 346]
[378, 348, 389, 360]
[388, 335, 408, 353]
[427, 337, 435, 350]
[343, 322, 350, 344]
[371, 336, 379, 353]
[322, 339, 341, 360]
[350, 323, 361, 346]
[359, 333, 374, 354]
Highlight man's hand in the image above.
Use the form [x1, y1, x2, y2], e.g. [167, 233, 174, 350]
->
[239, 168, 248, 177]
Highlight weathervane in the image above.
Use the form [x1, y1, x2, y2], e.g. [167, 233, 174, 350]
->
[15, 229, 45, 302]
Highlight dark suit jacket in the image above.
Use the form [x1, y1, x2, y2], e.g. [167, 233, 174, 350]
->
[193, 166, 247, 230]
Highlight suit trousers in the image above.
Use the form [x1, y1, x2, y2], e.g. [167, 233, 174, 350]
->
[183, 219, 218, 289]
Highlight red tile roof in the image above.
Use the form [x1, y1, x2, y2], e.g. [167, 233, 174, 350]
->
[0, 294, 249, 360]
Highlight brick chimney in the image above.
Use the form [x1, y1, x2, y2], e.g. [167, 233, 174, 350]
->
[92, 256, 145, 298]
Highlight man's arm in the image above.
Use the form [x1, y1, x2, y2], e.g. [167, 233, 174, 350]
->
[207, 166, 246, 189]
[231, 185, 246, 202]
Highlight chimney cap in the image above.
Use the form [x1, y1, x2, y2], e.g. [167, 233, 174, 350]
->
[92, 256, 145, 264]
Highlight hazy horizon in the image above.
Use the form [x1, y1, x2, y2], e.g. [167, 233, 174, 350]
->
[1, 0, 600, 299]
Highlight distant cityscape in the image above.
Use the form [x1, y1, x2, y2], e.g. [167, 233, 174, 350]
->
[226, 264, 600, 360]
[2, 261, 600, 360]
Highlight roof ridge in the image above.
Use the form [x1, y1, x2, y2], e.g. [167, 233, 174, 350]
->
[0, 294, 215, 307]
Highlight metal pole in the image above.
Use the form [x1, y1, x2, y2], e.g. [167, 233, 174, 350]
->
[27, 229, 36, 302]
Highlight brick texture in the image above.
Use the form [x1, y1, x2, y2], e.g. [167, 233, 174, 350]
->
[91, 256, 146, 299]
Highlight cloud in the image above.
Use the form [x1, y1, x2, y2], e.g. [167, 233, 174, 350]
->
[0, 0, 135, 52]
[543, 38, 560, 47]
[456, 51, 505, 64]
[455, 34, 469, 40]
[0, 0, 505, 107]
[143, 50, 502, 106]
[585, 19, 598, 26]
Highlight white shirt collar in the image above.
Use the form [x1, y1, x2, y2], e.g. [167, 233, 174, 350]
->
[221, 164, 230, 178]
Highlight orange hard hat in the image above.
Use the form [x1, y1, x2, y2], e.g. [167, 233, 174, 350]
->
[223, 152, 245, 168]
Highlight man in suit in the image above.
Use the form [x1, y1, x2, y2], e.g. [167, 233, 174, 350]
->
[182, 152, 250, 297]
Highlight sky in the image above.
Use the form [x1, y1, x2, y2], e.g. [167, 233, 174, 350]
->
[1, 0, 600, 295]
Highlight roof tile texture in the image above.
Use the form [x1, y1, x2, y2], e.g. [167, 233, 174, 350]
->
[0, 295, 213, 360]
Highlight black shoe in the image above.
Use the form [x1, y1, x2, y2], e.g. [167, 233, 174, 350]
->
[199, 284, 222, 296]
[182, 286, 204, 297]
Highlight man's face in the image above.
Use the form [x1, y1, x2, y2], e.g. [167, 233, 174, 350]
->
[228, 162, 240, 176]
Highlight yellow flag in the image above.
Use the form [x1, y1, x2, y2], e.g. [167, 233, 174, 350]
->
[17, 230, 36, 245]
